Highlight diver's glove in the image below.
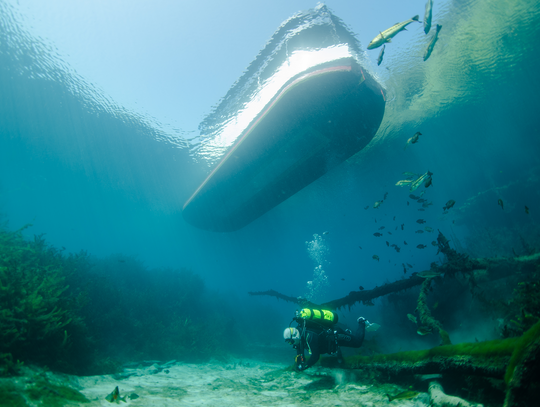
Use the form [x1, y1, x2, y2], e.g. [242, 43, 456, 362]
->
[357, 317, 368, 325]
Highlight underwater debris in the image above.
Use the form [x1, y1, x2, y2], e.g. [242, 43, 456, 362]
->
[367, 15, 420, 49]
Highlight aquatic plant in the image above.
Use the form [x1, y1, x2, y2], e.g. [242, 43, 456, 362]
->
[0, 223, 240, 376]
[0, 225, 88, 375]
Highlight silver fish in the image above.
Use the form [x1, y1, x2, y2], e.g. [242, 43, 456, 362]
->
[410, 171, 432, 192]
[424, 24, 442, 61]
[377, 45, 385, 66]
[368, 15, 420, 50]
[424, 0, 433, 34]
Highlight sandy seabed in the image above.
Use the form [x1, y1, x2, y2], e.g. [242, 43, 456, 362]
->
[11, 358, 430, 407]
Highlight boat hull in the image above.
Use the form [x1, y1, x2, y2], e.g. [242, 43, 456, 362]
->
[183, 58, 385, 232]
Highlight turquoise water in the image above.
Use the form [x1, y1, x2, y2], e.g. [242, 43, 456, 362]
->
[1, 0, 540, 382]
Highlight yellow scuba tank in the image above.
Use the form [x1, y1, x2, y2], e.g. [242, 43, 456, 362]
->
[298, 308, 338, 326]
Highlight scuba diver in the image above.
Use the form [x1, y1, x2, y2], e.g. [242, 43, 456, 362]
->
[283, 308, 373, 371]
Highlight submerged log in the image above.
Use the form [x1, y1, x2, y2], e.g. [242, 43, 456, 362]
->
[248, 252, 540, 311]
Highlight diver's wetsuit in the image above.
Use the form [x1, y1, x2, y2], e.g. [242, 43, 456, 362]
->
[294, 320, 366, 370]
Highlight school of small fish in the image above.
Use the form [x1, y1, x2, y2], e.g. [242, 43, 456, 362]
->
[352, 0, 532, 308]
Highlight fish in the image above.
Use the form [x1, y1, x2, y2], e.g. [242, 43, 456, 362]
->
[403, 266, 407, 274]
[105, 386, 127, 404]
[359, 286, 364, 290]
[525, 206, 529, 214]
[368, 15, 420, 49]
[387, 390, 420, 402]
[443, 199, 456, 211]
[386, 241, 390, 247]
[424, 173, 433, 188]
[377, 45, 385, 65]
[415, 230, 424, 234]
[395, 247, 401, 252]
[407, 201, 409, 206]
[433, 301, 439, 309]
[407, 313, 417, 324]
[423, 0, 433, 34]
[358, 246, 363, 249]
[404, 241, 408, 245]
[387, 231, 393, 235]
[409, 194, 420, 200]
[374, 200, 383, 208]
[417, 244, 427, 249]
[417, 270, 441, 278]
[422, 202, 433, 208]
[407, 263, 413, 268]
[392, 244, 398, 248]
[418, 208, 425, 211]
[404, 132, 422, 149]
[498, 199, 504, 210]
[417, 327, 433, 335]
[410, 171, 432, 192]
[431, 241, 438, 246]
[372, 255, 380, 261]
[416, 219, 426, 224]
[401, 224, 404, 230]
[364, 205, 369, 210]
[395, 179, 412, 187]
[393, 216, 396, 221]
[378, 226, 385, 230]
[424, 24, 442, 61]
[417, 198, 426, 203]
[384, 192, 389, 200]
[373, 232, 383, 237]
[323, 231, 329, 235]
[425, 227, 434, 232]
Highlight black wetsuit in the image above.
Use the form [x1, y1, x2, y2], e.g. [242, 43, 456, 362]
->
[294, 320, 365, 370]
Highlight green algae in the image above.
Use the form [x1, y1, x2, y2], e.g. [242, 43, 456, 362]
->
[26, 378, 89, 406]
[0, 382, 27, 407]
[347, 337, 518, 367]
[504, 320, 540, 384]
